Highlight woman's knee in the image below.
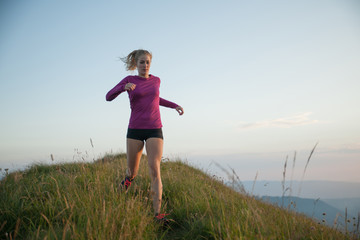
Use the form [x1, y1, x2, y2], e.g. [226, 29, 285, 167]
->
[149, 165, 161, 180]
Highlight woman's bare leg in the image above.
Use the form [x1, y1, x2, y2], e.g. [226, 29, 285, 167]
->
[145, 138, 163, 215]
[126, 138, 144, 179]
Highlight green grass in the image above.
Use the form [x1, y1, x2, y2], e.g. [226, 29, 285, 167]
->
[0, 154, 357, 239]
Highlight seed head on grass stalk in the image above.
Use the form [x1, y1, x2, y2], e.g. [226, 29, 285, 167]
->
[90, 138, 94, 148]
[282, 156, 288, 207]
[230, 167, 247, 194]
[213, 162, 246, 194]
[298, 142, 319, 197]
[289, 151, 296, 197]
[90, 138, 96, 161]
[251, 171, 258, 197]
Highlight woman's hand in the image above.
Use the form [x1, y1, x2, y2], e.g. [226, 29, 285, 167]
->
[125, 83, 136, 91]
[176, 106, 184, 116]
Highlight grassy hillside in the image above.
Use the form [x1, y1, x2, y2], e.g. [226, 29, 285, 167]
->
[0, 154, 357, 239]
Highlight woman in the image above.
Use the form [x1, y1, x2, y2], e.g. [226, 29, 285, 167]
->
[106, 49, 184, 224]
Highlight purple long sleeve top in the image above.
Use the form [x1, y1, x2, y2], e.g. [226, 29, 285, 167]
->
[106, 75, 179, 129]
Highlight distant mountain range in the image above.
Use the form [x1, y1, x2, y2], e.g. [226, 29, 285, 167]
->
[226, 180, 360, 230]
[260, 196, 359, 230]
[240, 180, 360, 199]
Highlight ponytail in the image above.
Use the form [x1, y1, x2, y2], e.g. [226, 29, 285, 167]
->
[121, 49, 152, 71]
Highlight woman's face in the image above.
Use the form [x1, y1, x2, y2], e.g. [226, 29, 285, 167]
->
[136, 54, 151, 78]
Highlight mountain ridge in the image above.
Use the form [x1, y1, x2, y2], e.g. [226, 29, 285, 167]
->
[241, 180, 360, 199]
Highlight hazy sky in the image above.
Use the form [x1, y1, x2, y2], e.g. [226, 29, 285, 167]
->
[1, 0, 359, 182]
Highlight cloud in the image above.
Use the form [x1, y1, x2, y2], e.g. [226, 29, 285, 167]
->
[238, 112, 319, 130]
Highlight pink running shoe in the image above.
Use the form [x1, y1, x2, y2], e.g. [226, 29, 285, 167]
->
[120, 176, 133, 190]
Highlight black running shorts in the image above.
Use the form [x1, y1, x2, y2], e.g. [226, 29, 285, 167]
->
[126, 128, 163, 142]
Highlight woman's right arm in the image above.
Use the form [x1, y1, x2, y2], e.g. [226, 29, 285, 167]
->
[106, 78, 129, 101]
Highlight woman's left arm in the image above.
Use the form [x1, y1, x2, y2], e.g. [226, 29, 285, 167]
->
[160, 97, 184, 115]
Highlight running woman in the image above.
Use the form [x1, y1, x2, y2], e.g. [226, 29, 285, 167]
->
[106, 49, 184, 224]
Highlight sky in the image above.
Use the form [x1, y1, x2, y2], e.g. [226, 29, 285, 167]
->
[1, 0, 360, 183]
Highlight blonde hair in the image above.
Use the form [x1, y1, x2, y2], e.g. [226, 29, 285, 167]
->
[121, 49, 152, 71]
